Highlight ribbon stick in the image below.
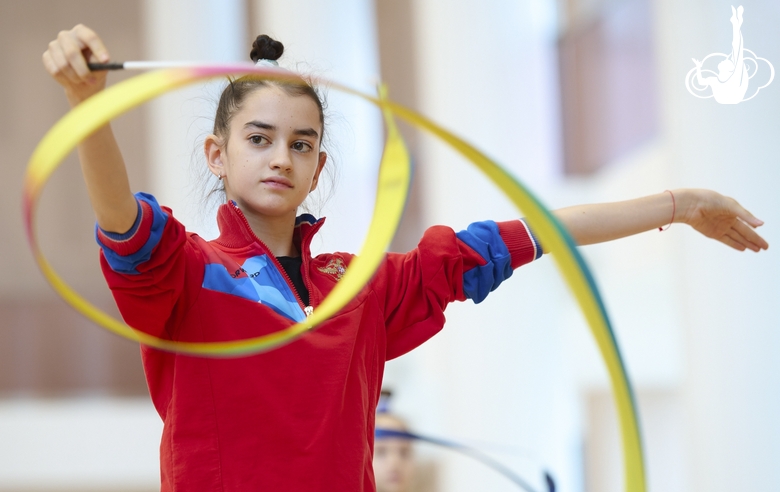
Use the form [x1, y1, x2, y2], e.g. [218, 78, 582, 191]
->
[23, 64, 645, 492]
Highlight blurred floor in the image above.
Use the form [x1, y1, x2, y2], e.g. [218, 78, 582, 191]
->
[0, 398, 162, 491]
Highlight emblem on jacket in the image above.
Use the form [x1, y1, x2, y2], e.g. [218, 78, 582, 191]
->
[318, 257, 347, 281]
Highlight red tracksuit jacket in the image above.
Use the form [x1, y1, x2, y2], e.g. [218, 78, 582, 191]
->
[97, 193, 542, 491]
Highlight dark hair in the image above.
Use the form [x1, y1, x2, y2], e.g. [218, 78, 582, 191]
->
[249, 34, 284, 63]
[212, 34, 326, 144]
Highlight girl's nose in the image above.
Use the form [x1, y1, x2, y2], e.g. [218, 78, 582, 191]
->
[269, 145, 292, 171]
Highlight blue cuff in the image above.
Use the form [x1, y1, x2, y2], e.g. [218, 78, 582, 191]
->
[95, 192, 168, 275]
[456, 220, 513, 304]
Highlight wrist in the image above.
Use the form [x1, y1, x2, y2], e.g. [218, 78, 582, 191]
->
[65, 89, 90, 107]
[64, 83, 105, 107]
[670, 188, 695, 224]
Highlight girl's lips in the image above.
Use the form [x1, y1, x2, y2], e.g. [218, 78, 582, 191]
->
[262, 177, 293, 188]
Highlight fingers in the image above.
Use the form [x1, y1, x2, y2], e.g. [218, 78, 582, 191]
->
[73, 24, 110, 64]
[719, 234, 746, 251]
[59, 29, 93, 79]
[43, 24, 109, 86]
[726, 229, 756, 252]
[735, 203, 764, 228]
[46, 35, 82, 84]
[729, 199, 769, 250]
[732, 219, 769, 251]
[721, 221, 767, 252]
[41, 50, 62, 81]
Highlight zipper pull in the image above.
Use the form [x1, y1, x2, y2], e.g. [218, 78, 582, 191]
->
[304, 306, 314, 317]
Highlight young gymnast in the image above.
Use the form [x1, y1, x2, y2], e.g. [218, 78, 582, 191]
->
[43, 24, 767, 492]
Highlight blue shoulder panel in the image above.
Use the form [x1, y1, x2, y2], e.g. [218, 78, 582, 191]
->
[456, 220, 513, 304]
[96, 192, 168, 275]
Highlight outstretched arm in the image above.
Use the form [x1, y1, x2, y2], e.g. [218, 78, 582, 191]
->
[42, 24, 137, 234]
[553, 189, 768, 252]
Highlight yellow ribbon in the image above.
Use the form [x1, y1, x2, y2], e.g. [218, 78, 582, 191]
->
[23, 64, 645, 491]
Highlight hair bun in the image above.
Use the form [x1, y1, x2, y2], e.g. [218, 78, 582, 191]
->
[250, 35, 284, 63]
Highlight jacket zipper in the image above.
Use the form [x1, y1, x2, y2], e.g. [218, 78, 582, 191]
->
[300, 235, 316, 313]
[232, 203, 314, 318]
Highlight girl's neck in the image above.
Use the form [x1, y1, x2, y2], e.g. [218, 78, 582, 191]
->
[240, 208, 299, 258]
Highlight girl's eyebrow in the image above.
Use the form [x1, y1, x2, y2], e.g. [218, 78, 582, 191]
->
[244, 120, 319, 139]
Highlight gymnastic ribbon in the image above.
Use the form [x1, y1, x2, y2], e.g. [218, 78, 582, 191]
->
[375, 427, 554, 492]
[23, 64, 645, 492]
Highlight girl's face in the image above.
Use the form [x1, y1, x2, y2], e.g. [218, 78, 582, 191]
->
[206, 86, 326, 221]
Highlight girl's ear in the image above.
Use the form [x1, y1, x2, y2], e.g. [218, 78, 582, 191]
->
[310, 151, 327, 192]
[205, 134, 226, 178]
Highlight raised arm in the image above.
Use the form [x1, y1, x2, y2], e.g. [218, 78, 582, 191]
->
[42, 24, 138, 234]
[553, 189, 768, 252]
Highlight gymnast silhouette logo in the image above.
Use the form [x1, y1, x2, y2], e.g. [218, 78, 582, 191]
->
[685, 5, 774, 104]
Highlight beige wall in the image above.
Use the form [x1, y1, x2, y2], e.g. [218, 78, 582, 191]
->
[0, 0, 149, 396]
[375, 0, 426, 254]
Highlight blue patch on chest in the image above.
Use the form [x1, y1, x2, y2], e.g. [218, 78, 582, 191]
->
[202, 254, 305, 322]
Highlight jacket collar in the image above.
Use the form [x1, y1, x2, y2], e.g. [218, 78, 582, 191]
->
[213, 201, 325, 254]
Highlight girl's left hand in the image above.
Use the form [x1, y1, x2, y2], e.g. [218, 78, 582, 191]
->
[676, 189, 768, 252]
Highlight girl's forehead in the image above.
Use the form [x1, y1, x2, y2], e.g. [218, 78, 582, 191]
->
[234, 86, 321, 128]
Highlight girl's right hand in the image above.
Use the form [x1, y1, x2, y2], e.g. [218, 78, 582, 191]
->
[42, 24, 110, 106]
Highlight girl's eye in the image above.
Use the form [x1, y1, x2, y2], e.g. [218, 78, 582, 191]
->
[292, 141, 313, 153]
[249, 135, 268, 145]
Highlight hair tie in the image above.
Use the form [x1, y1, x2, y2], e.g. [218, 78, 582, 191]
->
[255, 59, 279, 68]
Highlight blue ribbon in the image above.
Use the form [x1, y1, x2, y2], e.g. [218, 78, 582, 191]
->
[375, 428, 555, 492]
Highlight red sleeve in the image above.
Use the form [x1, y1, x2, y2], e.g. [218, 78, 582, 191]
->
[378, 219, 541, 360]
[379, 226, 479, 359]
[98, 194, 203, 341]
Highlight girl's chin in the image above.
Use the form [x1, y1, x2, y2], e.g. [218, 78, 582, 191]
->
[235, 201, 299, 218]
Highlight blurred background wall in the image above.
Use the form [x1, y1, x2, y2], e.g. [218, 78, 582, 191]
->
[0, 0, 777, 491]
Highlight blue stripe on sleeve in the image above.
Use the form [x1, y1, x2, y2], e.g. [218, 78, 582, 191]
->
[96, 192, 169, 275]
[456, 220, 513, 304]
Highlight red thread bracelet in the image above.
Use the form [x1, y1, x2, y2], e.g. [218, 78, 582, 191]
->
[659, 190, 675, 231]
